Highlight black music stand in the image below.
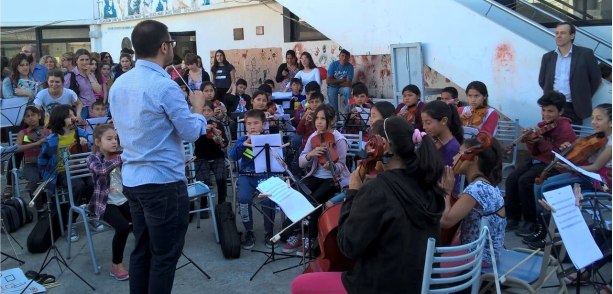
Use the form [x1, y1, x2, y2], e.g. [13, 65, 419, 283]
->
[340, 110, 370, 134]
[235, 141, 302, 281]
[0, 146, 25, 266]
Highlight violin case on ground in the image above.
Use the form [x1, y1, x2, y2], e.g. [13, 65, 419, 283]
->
[214, 202, 241, 259]
[1, 197, 33, 234]
[27, 204, 68, 253]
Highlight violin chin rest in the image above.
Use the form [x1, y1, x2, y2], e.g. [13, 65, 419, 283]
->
[357, 149, 368, 159]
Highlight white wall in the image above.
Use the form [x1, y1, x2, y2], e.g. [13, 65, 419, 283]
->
[1, 0, 97, 26]
[99, 3, 285, 72]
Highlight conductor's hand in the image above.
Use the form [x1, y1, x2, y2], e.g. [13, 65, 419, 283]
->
[189, 90, 205, 114]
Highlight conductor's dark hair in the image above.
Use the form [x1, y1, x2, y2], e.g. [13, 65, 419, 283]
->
[131, 20, 169, 59]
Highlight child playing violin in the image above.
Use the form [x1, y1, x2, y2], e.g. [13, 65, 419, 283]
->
[14, 106, 49, 215]
[396, 84, 424, 131]
[343, 83, 371, 134]
[38, 104, 96, 243]
[230, 109, 278, 250]
[458, 81, 499, 137]
[86, 124, 131, 281]
[440, 133, 506, 267]
[505, 91, 577, 237]
[285, 105, 350, 256]
[195, 100, 229, 219]
[422, 100, 464, 196]
[526, 103, 612, 250]
[201, 81, 228, 122]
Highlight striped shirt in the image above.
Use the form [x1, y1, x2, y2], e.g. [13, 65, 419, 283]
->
[109, 60, 207, 187]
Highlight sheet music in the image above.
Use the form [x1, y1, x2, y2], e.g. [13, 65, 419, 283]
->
[553, 151, 604, 183]
[257, 177, 314, 222]
[251, 134, 284, 173]
[85, 117, 110, 143]
[0, 97, 29, 127]
[1, 268, 45, 294]
[543, 185, 603, 270]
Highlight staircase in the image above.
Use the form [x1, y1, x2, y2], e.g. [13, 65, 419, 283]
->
[275, 0, 611, 127]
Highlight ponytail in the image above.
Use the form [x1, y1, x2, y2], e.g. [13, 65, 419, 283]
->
[371, 117, 445, 197]
[422, 100, 464, 145]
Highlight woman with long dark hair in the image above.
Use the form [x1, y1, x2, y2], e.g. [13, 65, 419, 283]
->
[276, 50, 300, 92]
[2, 53, 39, 99]
[291, 116, 446, 293]
[211, 49, 236, 102]
[288, 52, 320, 94]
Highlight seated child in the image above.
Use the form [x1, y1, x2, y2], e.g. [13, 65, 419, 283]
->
[224, 78, 251, 113]
[201, 81, 228, 123]
[396, 84, 424, 131]
[343, 83, 371, 134]
[289, 78, 306, 110]
[458, 81, 499, 137]
[264, 79, 275, 91]
[293, 81, 321, 127]
[230, 110, 278, 249]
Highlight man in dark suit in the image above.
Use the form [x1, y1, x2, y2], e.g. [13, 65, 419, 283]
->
[538, 22, 601, 125]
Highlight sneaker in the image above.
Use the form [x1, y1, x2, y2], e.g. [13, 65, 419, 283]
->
[264, 232, 274, 249]
[515, 221, 537, 237]
[505, 219, 520, 231]
[241, 231, 255, 250]
[296, 238, 310, 257]
[70, 228, 80, 243]
[89, 219, 104, 232]
[563, 270, 590, 284]
[282, 234, 303, 253]
[200, 211, 209, 219]
[522, 224, 547, 244]
[527, 238, 546, 250]
[110, 263, 129, 281]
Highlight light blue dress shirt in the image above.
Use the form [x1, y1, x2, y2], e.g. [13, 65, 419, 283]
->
[32, 63, 48, 84]
[553, 45, 572, 102]
[109, 59, 207, 187]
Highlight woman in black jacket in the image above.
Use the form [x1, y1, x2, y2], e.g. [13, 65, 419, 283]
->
[275, 50, 300, 92]
[291, 117, 446, 294]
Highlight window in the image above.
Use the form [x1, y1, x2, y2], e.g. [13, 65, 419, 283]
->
[42, 28, 90, 39]
[0, 26, 91, 64]
[284, 8, 328, 42]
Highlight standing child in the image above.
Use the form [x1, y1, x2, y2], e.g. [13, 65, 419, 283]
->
[505, 91, 577, 237]
[100, 62, 113, 97]
[230, 110, 277, 249]
[396, 84, 425, 131]
[343, 83, 372, 134]
[440, 134, 506, 267]
[194, 100, 229, 218]
[15, 106, 49, 215]
[86, 124, 131, 281]
[38, 104, 96, 242]
[113, 53, 132, 80]
[421, 100, 465, 195]
[224, 79, 251, 113]
[458, 81, 499, 137]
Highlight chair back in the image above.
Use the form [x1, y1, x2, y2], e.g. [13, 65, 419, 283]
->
[495, 119, 519, 166]
[63, 151, 93, 207]
[421, 226, 489, 294]
[571, 124, 594, 137]
[343, 132, 363, 171]
[8, 131, 20, 167]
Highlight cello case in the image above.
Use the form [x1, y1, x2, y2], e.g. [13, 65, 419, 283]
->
[214, 202, 241, 259]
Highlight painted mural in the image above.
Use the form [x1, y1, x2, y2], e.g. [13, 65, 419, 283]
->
[211, 48, 283, 93]
[101, 0, 215, 22]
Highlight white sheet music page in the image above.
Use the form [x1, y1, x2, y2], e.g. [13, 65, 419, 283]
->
[553, 151, 604, 183]
[257, 177, 314, 222]
[543, 185, 603, 270]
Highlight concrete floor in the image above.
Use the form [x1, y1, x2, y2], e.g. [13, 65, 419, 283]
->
[1, 172, 610, 294]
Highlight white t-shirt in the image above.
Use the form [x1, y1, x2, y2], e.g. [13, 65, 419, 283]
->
[289, 69, 321, 93]
[34, 88, 78, 114]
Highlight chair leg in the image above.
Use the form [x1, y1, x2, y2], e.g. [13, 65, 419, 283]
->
[196, 196, 201, 229]
[209, 195, 219, 243]
[55, 193, 65, 238]
[66, 208, 74, 259]
[81, 211, 100, 275]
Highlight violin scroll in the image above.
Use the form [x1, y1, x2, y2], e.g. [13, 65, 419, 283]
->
[357, 135, 386, 181]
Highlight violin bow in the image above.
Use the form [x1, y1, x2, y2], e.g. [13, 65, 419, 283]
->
[171, 65, 193, 95]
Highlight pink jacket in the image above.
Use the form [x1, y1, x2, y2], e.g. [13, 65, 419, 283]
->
[300, 130, 350, 184]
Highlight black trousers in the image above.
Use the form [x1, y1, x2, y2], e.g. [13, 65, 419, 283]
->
[505, 160, 558, 222]
[123, 181, 189, 294]
[302, 176, 339, 239]
[102, 202, 132, 264]
[56, 171, 94, 222]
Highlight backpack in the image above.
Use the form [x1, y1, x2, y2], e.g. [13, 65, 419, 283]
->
[27, 204, 68, 253]
[1, 205, 21, 234]
[214, 202, 241, 259]
[65, 71, 80, 95]
[3, 197, 33, 227]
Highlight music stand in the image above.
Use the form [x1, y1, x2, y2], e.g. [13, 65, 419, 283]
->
[236, 138, 301, 281]
[1, 97, 29, 128]
[340, 110, 370, 133]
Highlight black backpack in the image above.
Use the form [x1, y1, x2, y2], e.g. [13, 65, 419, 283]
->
[27, 204, 67, 253]
[3, 197, 33, 226]
[65, 71, 80, 95]
[214, 202, 241, 259]
[1, 205, 21, 234]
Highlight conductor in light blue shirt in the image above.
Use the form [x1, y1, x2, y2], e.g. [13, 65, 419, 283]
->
[109, 19, 207, 294]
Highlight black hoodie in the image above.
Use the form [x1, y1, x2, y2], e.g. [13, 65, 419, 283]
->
[337, 168, 445, 294]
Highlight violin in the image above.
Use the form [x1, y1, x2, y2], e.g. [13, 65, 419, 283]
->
[357, 135, 386, 180]
[432, 136, 444, 150]
[405, 104, 418, 123]
[504, 122, 558, 154]
[206, 122, 225, 148]
[267, 102, 277, 114]
[535, 133, 608, 185]
[69, 118, 88, 154]
[463, 106, 489, 128]
[310, 132, 339, 166]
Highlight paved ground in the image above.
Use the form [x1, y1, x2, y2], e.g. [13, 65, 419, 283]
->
[1, 169, 610, 294]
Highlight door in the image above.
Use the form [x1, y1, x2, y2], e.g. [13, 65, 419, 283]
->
[390, 43, 424, 106]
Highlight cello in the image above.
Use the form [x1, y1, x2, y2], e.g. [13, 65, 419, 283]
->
[303, 135, 385, 273]
[440, 131, 493, 246]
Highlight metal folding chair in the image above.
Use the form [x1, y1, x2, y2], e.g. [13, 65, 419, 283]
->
[8, 132, 28, 199]
[571, 124, 594, 137]
[494, 119, 519, 194]
[342, 131, 363, 171]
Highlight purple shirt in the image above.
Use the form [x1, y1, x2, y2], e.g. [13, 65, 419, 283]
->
[64, 67, 96, 107]
[439, 136, 461, 195]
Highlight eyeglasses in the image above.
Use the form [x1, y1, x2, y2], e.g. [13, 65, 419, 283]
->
[162, 40, 177, 48]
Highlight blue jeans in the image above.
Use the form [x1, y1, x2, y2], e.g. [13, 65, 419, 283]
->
[123, 181, 190, 294]
[327, 86, 352, 117]
[237, 175, 276, 233]
[533, 173, 592, 214]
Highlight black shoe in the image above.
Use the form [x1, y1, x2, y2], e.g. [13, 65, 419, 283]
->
[264, 232, 273, 249]
[505, 219, 520, 231]
[527, 238, 546, 249]
[242, 231, 255, 250]
[522, 224, 547, 244]
[515, 221, 537, 237]
[200, 210, 209, 219]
